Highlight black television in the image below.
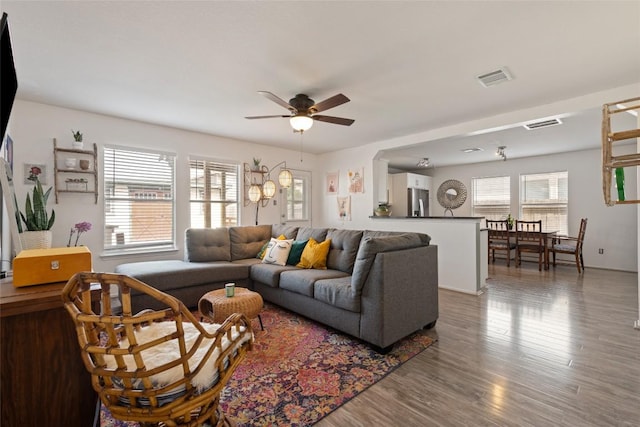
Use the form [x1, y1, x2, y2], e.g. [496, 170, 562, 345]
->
[1, 12, 18, 147]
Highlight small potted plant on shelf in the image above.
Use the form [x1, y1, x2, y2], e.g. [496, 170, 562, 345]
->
[15, 167, 56, 249]
[252, 157, 261, 171]
[71, 129, 83, 149]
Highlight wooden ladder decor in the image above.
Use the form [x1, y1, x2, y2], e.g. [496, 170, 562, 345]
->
[602, 96, 640, 206]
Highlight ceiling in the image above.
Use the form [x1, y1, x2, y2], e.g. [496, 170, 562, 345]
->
[3, 1, 640, 168]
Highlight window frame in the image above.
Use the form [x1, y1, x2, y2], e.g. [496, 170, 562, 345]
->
[188, 156, 240, 229]
[102, 145, 176, 255]
[471, 175, 511, 221]
[519, 170, 568, 235]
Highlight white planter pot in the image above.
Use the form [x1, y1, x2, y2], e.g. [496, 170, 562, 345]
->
[20, 230, 53, 250]
[72, 141, 84, 150]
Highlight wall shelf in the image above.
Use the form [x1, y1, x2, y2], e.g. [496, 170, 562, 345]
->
[243, 162, 269, 207]
[53, 138, 98, 204]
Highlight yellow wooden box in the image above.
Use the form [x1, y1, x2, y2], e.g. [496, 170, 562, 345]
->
[13, 247, 92, 287]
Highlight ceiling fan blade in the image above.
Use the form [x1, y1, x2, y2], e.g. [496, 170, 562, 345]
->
[245, 115, 291, 119]
[312, 93, 350, 113]
[312, 115, 355, 126]
[257, 91, 295, 111]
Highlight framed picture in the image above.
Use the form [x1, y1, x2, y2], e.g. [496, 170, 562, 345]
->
[337, 196, 351, 221]
[326, 171, 339, 195]
[24, 163, 47, 185]
[348, 167, 364, 193]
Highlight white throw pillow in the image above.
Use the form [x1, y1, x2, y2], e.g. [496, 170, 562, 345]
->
[262, 238, 293, 266]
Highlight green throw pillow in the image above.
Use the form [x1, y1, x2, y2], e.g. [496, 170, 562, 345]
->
[286, 240, 308, 265]
[256, 242, 269, 259]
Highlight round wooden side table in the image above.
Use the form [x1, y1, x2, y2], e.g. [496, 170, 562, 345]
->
[198, 287, 264, 330]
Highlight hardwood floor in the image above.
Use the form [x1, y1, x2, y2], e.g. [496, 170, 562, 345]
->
[317, 263, 640, 427]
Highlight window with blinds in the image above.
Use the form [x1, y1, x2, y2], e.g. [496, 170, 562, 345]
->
[103, 146, 175, 252]
[520, 171, 568, 235]
[285, 171, 310, 221]
[189, 158, 239, 228]
[471, 176, 511, 220]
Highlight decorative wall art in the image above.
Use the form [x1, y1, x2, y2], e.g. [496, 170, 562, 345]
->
[24, 163, 47, 185]
[326, 171, 339, 195]
[337, 196, 351, 221]
[348, 167, 364, 193]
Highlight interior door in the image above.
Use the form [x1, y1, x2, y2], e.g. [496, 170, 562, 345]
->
[279, 169, 312, 228]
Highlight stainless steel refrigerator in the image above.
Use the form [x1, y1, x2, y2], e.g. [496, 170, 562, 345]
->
[407, 188, 429, 217]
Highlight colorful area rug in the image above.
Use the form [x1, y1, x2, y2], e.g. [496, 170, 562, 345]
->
[100, 303, 435, 426]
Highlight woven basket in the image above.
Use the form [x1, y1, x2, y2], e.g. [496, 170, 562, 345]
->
[19, 230, 52, 250]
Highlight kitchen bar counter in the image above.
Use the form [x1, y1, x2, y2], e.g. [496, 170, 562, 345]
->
[365, 216, 487, 295]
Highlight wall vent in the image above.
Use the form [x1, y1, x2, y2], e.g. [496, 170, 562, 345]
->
[523, 118, 563, 130]
[476, 67, 513, 87]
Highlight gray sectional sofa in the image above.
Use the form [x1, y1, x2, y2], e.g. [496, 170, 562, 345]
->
[115, 224, 438, 350]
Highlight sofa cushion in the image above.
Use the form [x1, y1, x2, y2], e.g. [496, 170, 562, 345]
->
[286, 240, 308, 265]
[351, 233, 427, 295]
[262, 238, 293, 266]
[295, 227, 328, 242]
[363, 229, 431, 245]
[326, 229, 363, 274]
[229, 225, 271, 260]
[257, 234, 286, 259]
[279, 269, 350, 297]
[185, 228, 231, 262]
[115, 260, 249, 295]
[250, 263, 297, 288]
[272, 224, 299, 239]
[297, 238, 331, 270]
[314, 277, 360, 313]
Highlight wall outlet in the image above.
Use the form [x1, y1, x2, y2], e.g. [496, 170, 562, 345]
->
[598, 248, 604, 254]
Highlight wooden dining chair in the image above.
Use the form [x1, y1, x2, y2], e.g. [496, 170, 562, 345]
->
[515, 220, 543, 271]
[61, 272, 254, 427]
[486, 219, 516, 266]
[551, 218, 588, 273]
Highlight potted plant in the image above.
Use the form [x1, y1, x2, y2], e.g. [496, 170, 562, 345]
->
[374, 202, 391, 217]
[506, 214, 514, 230]
[252, 157, 261, 171]
[16, 169, 56, 249]
[71, 129, 83, 149]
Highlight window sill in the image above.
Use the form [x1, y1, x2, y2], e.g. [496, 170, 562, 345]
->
[99, 245, 179, 259]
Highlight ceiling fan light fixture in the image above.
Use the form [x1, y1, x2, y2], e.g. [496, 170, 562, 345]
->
[290, 114, 313, 132]
[278, 168, 293, 188]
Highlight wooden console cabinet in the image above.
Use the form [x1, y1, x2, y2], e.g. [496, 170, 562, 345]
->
[0, 278, 96, 427]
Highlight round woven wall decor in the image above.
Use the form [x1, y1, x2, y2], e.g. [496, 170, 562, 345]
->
[437, 179, 467, 211]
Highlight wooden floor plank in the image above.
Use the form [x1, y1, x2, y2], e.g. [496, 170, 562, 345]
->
[317, 264, 640, 426]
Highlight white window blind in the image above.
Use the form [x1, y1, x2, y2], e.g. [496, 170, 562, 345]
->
[471, 176, 511, 220]
[189, 158, 238, 228]
[285, 171, 310, 221]
[520, 171, 568, 235]
[103, 146, 175, 252]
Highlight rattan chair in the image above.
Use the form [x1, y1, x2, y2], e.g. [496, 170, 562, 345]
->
[551, 218, 588, 274]
[61, 272, 253, 427]
[486, 219, 516, 266]
[515, 220, 543, 271]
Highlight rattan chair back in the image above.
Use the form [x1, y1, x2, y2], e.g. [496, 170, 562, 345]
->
[61, 272, 253, 427]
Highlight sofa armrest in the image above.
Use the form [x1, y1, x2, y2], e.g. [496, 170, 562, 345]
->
[358, 245, 438, 348]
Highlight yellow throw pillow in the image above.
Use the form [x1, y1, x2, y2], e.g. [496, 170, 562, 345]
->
[296, 238, 331, 270]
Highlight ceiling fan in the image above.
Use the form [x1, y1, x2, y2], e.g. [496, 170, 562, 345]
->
[245, 91, 355, 132]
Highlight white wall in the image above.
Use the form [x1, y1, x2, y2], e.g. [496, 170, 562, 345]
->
[6, 100, 315, 272]
[428, 147, 637, 272]
[316, 84, 639, 272]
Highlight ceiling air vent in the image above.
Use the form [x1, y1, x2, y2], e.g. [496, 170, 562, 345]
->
[476, 67, 513, 87]
[523, 118, 563, 130]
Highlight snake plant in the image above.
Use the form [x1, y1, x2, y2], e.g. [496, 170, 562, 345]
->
[17, 177, 55, 231]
